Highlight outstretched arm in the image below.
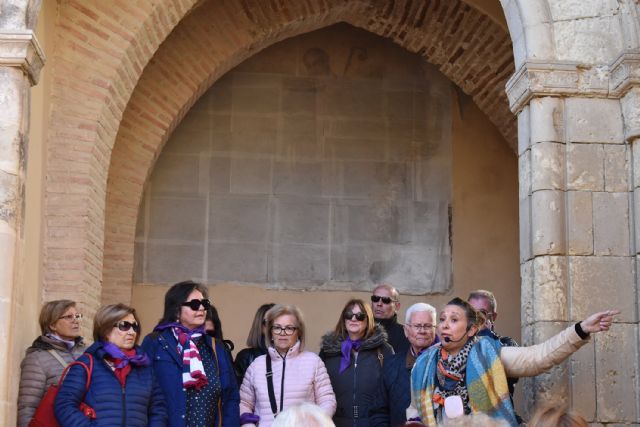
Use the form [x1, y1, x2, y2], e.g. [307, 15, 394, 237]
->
[501, 310, 619, 378]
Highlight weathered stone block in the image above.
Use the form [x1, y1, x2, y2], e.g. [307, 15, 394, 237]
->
[593, 192, 630, 256]
[566, 98, 623, 143]
[230, 130, 277, 155]
[211, 131, 232, 153]
[209, 195, 269, 242]
[208, 241, 267, 282]
[272, 243, 330, 281]
[229, 157, 272, 195]
[147, 197, 206, 241]
[567, 191, 593, 255]
[603, 144, 629, 192]
[278, 133, 320, 160]
[273, 160, 324, 196]
[517, 105, 531, 156]
[322, 81, 382, 117]
[519, 149, 531, 201]
[595, 324, 639, 422]
[570, 341, 596, 421]
[519, 196, 532, 262]
[532, 256, 568, 322]
[553, 17, 624, 64]
[548, 0, 618, 21]
[530, 97, 564, 144]
[325, 118, 386, 140]
[275, 197, 330, 244]
[531, 189, 566, 255]
[621, 88, 640, 143]
[520, 259, 534, 326]
[146, 242, 203, 283]
[282, 114, 316, 135]
[150, 154, 201, 195]
[165, 127, 211, 154]
[343, 161, 409, 200]
[282, 79, 316, 114]
[231, 115, 278, 133]
[569, 256, 636, 322]
[209, 156, 230, 194]
[567, 143, 604, 191]
[634, 189, 640, 253]
[531, 141, 565, 191]
[325, 137, 386, 161]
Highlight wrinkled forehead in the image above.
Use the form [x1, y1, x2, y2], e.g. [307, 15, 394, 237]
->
[468, 296, 492, 313]
[440, 304, 466, 317]
[408, 310, 434, 324]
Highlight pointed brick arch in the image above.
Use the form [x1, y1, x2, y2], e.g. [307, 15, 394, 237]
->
[101, 0, 516, 303]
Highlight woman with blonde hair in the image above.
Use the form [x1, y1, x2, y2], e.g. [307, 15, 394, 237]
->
[319, 298, 394, 427]
[54, 303, 166, 426]
[240, 304, 336, 427]
[528, 404, 588, 427]
[18, 299, 86, 426]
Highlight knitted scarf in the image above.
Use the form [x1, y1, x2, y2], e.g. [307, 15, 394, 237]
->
[410, 337, 517, 426]
[155, 322, 208, 390]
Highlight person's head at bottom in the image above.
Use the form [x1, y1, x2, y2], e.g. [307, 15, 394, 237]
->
[528, 403, 588, 427]
[271, 403, 335, 427]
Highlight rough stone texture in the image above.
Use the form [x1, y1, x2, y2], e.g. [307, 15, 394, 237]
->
[569, 256, 636, 322]
[134, 25, 454, 294]
[529, 97, 564, 145]
[519, 196, 532, 263]
[566, 143, 604, 191]
[570, 340, 596, 421]
[603, 144, 629, 192]
[566, 98, 624, 144]
[592, 192, 630, 256]
[554, 15, 624, 64]
[517, 104, 530, 155]
[567, 191, 593, 255]
[595, 323, 639, 422]
[531, 256, 568, 322]
[531, 141, 564, 191]
[531, 189, 566, 255]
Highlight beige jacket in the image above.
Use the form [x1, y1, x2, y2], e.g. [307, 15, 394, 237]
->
[17, 335, 85, 427]
[406, 325, 589, 420]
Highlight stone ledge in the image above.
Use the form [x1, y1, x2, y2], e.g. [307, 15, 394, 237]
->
[0, 30, 45, 85]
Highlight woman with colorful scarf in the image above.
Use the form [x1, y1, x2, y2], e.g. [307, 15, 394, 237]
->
[18, 300, 86, 426]
[54, 303, 166, 426]
[142, 281, 239, 427]
[319, 298, 394, 427]
[408, 298, 619, 426]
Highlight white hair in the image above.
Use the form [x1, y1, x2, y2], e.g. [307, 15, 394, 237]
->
[404, 302, 437, 324]
[271, 403, 335, 427]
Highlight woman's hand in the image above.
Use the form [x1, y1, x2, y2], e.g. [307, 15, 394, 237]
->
[580, 310, 620, 334]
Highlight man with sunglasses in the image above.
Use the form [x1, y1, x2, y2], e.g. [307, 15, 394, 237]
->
[370, 284, 410, 355]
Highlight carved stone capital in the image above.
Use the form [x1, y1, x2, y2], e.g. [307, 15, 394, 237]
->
[610, 51, 640, 98]
[506, 61, 609, 114]
[0, 30, 45, 85]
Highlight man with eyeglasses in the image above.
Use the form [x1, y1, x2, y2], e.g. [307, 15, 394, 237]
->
[370, 283, 410, 355]
[369, 303, 438, 427]
[468, 289, 522, 424]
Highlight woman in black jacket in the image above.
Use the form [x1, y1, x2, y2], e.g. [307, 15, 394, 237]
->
[233, 303, 275, 385]
[320, 299, 394, 427]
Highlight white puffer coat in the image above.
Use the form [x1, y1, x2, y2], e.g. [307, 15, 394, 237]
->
[239, 341, 336, 427]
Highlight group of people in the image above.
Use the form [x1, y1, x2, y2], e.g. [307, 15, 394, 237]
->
[18, 281, 618, 426]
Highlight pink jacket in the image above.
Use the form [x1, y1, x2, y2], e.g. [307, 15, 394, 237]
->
[239, 341, 336, 427]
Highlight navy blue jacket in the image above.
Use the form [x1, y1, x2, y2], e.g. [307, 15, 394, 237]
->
[54, 342, 166, 427]
[141, 329, 239, 427]
[368, 350, 411, 427]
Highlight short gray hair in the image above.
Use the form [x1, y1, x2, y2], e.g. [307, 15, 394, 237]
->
[271, 403, 335, 427]
[404, 303, 437, 324]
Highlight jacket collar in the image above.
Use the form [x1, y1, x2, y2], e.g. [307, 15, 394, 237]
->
[268, 340, 301, 360]
[320, 325, 389, 355]
[157, 328, 214, 366]
[28, 334, 84, 354]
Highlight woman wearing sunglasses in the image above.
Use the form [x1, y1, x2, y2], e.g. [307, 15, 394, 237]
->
[142, 280, 239, 427]
[18, 300, 86, 426]
[319, 299, 394, 427]
[54, 303, 166, 426]
[239, 304, 336, 427]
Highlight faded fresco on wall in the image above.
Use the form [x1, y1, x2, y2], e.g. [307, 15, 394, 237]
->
[134, 24, 453, 295]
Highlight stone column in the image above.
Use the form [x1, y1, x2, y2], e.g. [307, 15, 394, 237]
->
[508, 61, 639, 423]
[0, 29, 44, 419]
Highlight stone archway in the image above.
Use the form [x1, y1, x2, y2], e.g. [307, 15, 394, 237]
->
[102, 0, 516, 304]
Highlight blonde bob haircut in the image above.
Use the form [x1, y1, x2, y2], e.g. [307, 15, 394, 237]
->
[39, 299, 77, 335]
[265, 304, 306, 351]
[93, 303, 142, 346]
[334, 299, 375, 340]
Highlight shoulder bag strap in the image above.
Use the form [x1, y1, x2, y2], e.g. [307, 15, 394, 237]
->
[48, 349, 69, 368]
[210, 338, 222, 427]
[56, 353, 93, 390]
[376, 347, 384, 367]
[265, 354, 278, 416]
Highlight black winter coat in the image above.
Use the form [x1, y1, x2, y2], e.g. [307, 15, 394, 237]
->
[320, 326, 394, 427]
[376, 315, 409, 355]
[234, 346, 266, 386]
[368, 350, 411, 427]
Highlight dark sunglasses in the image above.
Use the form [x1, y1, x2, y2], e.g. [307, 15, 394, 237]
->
[371, 295, 396, 305]
[343, 311, 366, 321]
[114, 321, 140, 333]
[181, 298, 211, 311]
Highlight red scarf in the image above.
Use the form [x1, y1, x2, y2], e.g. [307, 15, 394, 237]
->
[109, 348, 137, 386]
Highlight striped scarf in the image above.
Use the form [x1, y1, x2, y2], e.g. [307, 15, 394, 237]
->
[410, 337, 517, 426]
[154, 322, 208, 390]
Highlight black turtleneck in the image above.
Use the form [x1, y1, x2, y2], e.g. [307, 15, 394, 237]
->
[376, 314, 409, 355]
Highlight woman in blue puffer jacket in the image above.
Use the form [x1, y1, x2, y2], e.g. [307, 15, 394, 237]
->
[54, 303, 166, 426]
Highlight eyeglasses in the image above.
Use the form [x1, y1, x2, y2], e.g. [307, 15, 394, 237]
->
[407, 323, 435, 332]
[271, 325, 298, 336]
[181, 299, 211, 311]
[343, 312, 366, 321]
[58, 313, 83, 321]
[371, 295, 397, 305]
[114, 321, 140, 333]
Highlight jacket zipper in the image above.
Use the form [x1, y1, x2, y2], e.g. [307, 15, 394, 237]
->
[121, 386, 126, 427]
[352, 352, 358, 426]
[279, 352, 287, 414]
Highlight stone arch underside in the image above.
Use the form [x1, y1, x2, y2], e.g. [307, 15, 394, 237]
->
[101, 0, 516, 303]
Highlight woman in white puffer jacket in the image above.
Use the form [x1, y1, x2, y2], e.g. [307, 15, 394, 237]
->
[239, 304, 336, 427]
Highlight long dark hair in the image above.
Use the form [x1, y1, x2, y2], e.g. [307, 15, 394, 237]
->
[159, 280, 209, 324]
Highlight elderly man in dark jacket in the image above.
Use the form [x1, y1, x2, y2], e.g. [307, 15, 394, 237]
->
[370, 283, 410, 355]
[369, 302, 438, 427]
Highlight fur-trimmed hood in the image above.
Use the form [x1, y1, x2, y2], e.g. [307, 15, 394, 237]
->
[320, 324, 389, 355]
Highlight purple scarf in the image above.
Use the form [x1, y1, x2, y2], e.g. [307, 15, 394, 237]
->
[339, 337, 363, 373]
[102, 341, 149, 368]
